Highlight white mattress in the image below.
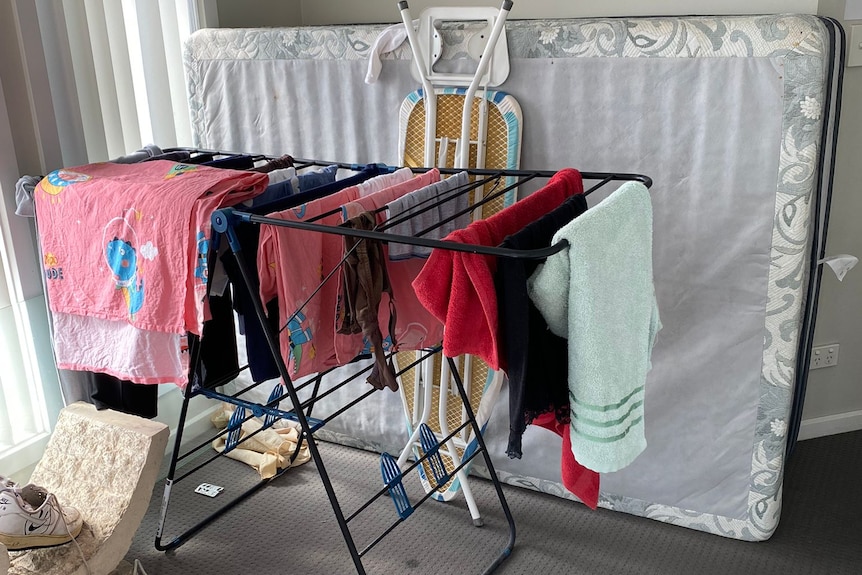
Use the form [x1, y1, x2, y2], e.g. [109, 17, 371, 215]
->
[185, 15, 839, 541]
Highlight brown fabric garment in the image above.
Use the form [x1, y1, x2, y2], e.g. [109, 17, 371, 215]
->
[337, 212, 399, 391]
[252, 154, 295, 173]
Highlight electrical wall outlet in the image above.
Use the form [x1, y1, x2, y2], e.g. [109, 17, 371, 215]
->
[810, 344, 840, 370]
[850, 25, 862, 68]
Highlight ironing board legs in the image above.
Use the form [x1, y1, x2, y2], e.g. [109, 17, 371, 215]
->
[446, 356, 516, 571]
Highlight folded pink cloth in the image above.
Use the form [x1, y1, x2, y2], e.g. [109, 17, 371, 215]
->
[35, 160, 267, 336]
[412, 169, 583, 368]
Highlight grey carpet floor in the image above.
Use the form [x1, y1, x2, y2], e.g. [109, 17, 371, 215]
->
[124, 430, 862, 574]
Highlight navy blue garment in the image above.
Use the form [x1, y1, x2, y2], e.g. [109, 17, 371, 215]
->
[202, 154, 256, 170]
[249, 165, 339, 208]
[185, 153, 217, 164]
[223, 164, 389, 382]
[192, 289, 241, 389]
[146, 150, 192, 163]
[248, 164, 388, 215]
[296, 164, 339, 191]
[496, 193, 588, 459]
[109, 144, 165, 164]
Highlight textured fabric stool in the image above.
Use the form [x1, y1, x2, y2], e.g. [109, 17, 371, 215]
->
[7, 403, 168, 575]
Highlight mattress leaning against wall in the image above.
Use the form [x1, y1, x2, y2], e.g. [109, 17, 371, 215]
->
[183, 14, 841, 541]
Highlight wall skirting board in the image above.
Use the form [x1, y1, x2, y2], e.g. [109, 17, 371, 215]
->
[798, 410, 862, 440]
[157, 389, 219, 464]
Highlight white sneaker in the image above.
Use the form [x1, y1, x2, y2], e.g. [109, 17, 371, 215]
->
[0, 483, 83, 551]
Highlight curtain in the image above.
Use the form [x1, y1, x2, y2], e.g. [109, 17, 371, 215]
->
[4, 0, 211, 410]
[0, 72, 55, 473]
[17, 0, 205, 167]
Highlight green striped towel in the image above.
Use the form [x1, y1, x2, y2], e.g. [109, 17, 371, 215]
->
[527, 181, 661, 473]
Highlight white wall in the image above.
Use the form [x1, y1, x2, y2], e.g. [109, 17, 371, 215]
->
[799, 0, 862, 437]
[297, 0, 818, 25]
[216, 0, 302, 27]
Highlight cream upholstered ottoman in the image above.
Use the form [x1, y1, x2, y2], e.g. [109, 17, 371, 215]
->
[7, 403, 168, 575]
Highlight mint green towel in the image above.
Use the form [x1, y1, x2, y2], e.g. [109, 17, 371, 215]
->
[527, 181, 661, 473]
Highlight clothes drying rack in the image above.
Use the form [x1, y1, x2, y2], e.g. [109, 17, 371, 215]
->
[151, 150, 652, 574]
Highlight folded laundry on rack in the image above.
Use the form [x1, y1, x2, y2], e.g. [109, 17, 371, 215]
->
[225, 164, 389, 385]
[386, 171, 472, 260]
[497, 193, 589, 460]
[259, 185, 367, 378]
[34, 160, 268, 386]
[51, 312, 191, 385]
[109, 143, 187, 164]
[210, 405, 310, 479]
[247, 164, 341, 208]
[200, 154, 257, 171]
[334, 169, 444, 366]
[356, 167, 414, 197]
[339, 212, 399, 391]
[36, 160, 267, 334]
[266, 166, 299, 186]
[14, 175, 41, 217]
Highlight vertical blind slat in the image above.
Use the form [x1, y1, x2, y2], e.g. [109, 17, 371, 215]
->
[34, 0, 88, 166]
[120, 0, 153, 147]
[104, 0, 143, 154]
[11, 0, 64, 170]
[160, 0, 192, 147]
[62, 0, 109, 162]
[83, 0, 125, 159]
[133, 0, 176, 148]
[0, 300, 38, 442]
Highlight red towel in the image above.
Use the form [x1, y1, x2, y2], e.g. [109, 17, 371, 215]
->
[412, 169, 583, 368]
[532, 412, 600, 509]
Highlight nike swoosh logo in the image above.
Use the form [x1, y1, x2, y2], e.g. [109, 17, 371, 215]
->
[27, 522, 45, 532]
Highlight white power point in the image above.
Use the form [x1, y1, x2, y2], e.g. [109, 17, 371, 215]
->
[810, 344, 839, 370]
[849, 25, 862, 68]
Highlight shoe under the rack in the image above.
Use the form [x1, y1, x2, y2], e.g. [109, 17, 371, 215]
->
[0, 483, 83, 551]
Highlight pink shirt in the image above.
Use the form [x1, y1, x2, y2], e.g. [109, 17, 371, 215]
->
[257, 187, 361, 378]
[35, 161, 267, 336]
[256, 170, 443, 379]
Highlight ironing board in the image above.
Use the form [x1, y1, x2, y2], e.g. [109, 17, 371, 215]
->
[391, 4, 522, 517]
